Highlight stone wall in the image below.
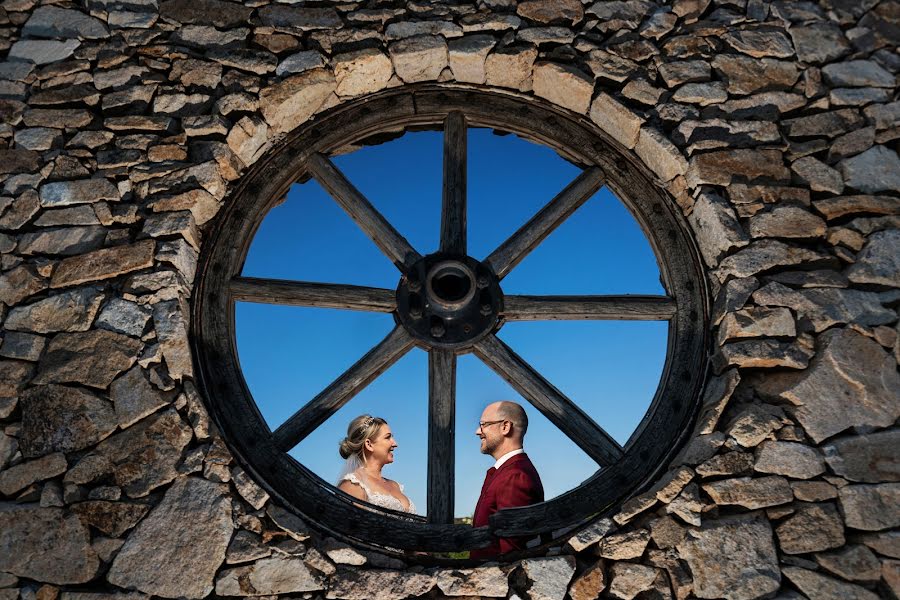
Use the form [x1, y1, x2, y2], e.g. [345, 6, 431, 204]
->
[1, 0, 899, 599]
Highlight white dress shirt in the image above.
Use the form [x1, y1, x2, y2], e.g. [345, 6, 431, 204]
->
[494, 448, 525, 469]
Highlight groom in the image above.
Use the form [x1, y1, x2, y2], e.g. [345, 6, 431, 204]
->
[471, 401, 544, 559]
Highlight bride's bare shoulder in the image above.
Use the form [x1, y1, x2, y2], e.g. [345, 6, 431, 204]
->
[338, 476, 367, 501]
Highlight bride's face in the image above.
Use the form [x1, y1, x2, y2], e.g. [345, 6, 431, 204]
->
[365, 424, 398, 465]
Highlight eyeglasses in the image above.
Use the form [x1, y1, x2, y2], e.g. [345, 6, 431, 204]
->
[478, 419, 507, 430]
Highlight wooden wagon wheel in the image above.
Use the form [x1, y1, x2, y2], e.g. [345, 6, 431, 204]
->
[193, 86, 709, 556]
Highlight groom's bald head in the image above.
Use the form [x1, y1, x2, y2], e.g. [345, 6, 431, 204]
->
[493, 401, 528, 439]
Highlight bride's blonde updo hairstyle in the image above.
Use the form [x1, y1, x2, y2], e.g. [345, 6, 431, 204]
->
[339, 414, 387, 460]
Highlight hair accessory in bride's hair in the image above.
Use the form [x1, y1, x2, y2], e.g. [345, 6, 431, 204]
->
[359, 415, 375, 431]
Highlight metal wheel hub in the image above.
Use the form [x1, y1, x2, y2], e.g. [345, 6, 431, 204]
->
[396, 253, 503, 349]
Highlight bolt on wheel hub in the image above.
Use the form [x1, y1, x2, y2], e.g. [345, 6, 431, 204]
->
[396, 254, 503, 350]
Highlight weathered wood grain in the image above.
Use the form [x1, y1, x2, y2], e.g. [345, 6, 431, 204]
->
[441, 111, 467, 255]
[272, 326, 415, 451]
[503, 294, 676, 320]
[484, 167, 604, 279]
[231, 276, 396, 312]
[427, 349, 456, 525]
[307, 152, 422, 269]
[473, 334, 624, 466]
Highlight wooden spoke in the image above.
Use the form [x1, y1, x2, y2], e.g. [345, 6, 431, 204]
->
[272, 326, 415, 451]
[484, 167, 605, 279]
[427, 349, 456, 525]
[503, 294, 676, 321]
[231, 276, 396, 312]
[306, 153, 422, 269]
[473, 334, 624, 467]
[441, 111, 467, 255]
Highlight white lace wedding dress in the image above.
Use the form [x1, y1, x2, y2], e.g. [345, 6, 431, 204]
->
[340, 471, 416, 514]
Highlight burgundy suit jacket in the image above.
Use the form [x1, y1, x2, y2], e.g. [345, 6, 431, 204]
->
[471, 453, 544, 559]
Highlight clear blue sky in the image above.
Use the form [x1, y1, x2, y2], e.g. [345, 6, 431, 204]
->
[236, 128, 667, 517]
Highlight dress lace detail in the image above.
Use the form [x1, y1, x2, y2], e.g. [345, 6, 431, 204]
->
[341, 472, 416, 514]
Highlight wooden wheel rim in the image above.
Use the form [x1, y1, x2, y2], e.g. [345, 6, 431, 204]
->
[192, 85, 709, 556]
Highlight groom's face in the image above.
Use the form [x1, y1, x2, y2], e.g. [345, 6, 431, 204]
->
[476, 408, 503, 456]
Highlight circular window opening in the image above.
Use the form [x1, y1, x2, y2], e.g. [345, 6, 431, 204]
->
[192, 86, 709, 559]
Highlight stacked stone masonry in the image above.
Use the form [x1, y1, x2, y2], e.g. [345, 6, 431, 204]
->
[0, 0, 898, 599]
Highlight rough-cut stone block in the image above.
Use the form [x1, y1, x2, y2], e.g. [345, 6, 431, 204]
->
[152, 299, 193, 381]
[9, 40, 81, 65]
[590, 93, 643, 149]
[823, 429, 900, 483]
[389, 35, 448, 83]
[18, 226, 106, 257]
[34, 330, 141, 389]
[24, 6, 109, 39]
[718, 307, 795, 343]
[838, 146, 900, 194]
[324, 568, 436, 600]
[687, 149, 789, 188]
[715, 239, 829, 282]
[822, 60, 895, 88]
[689, 192, 749, 267]
[0, 149, 40, 174]
[520, 556, 576, 600]
[816, 545, 882, 583]
[215, 555, 322, 596]
[748, 205, 826, 239]
[565, 517, 614, 552]
[0, 504, 99, 584]
[773, 328, 900, 443]
[714, 338, 813, 370]
[65, 407, 191, 497]
[259, 68, 336, 134]
[110, 365, 170, 428]
[385, 20, 462, 40]
[517, 0, 583, 24]
[723, 28, 793, 59]
[839, 483, 900, 531]
[108, 477, 232, 598]
[752, 283, 893, 333]
[0, 452, 67, 496]
[599, 529, 650, 560]
[40, 179, 119, 207]
[0, 265, 46, 307]
[606, 562, 658, 600]
[847, 228, 900, 287]
[696, 368, 740, 434]
[634, 127, 688, 182]
[485, 45, 537, 90]
[790, 23, 850, 64]
[20, 384, 117, 457]
[226, 116, 268, 168]
[71, 500, 150, 538]
[702, 476, 793, 509]
[777, 502, 846, 554]
[568, 559, 605, 600]
[791, 156, 844, 194]
[50, 240, 156, 288]
[5, 287, 104, 334]
[435, 565, 507, 597]
[753, 440, 824, 479]
[727, 403, 785, 448]
[711, 55, 800, 95]
[448, 35, 495, 84]
[0, 360, 34, 397]
[159, 0, 252, 27]
[334, 49, 393, 97]
[678, 513, 779, 600]
[533, 62, 593, 114]
[782, 567, 879, 600]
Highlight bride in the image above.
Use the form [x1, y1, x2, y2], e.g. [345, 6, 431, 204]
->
[336, 414, 416, 514]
